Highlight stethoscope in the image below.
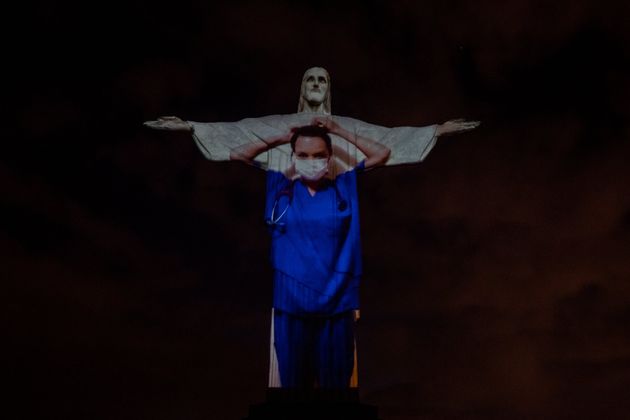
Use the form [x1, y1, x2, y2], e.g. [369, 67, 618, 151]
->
[266, 178, 348, 232]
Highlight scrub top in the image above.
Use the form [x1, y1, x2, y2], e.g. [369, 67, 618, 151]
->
[265, 161, 365, 316]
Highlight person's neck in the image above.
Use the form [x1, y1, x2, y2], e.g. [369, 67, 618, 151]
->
[302, 178, 326, 196]
[303, 101, 329, 114]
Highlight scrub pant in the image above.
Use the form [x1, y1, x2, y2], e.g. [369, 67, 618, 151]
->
[273, 309, 356, 388]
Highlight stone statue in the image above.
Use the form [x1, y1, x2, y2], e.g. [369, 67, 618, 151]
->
[144, 67, 479, 389]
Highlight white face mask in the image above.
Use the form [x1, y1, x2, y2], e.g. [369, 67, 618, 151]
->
[294, 158, 329, 181]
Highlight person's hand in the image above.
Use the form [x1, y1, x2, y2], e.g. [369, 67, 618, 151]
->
[311, 116, 342, 135]
[435, 119, 480, 136]
[267, 130, 294, 147]
[143, 116, 192, 132]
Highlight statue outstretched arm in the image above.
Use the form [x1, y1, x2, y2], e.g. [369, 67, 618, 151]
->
[435, 119, 481, 136]
[144, 114, 306, 171]
[143, 116, 192, 131]
[331, 116, 480, 168]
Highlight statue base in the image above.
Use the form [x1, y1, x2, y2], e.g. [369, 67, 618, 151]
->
[243, 388, 381, 420]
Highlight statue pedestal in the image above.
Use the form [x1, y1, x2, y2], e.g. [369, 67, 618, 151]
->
[243, 389, 381, 420]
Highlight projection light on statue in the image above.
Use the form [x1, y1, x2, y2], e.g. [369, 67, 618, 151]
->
[144, 67, 480, 393]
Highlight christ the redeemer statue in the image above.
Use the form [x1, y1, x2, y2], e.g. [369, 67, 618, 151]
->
[145, 67, 479, 389]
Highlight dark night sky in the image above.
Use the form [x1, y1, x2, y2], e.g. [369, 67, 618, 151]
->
[7, 1, 630, 419]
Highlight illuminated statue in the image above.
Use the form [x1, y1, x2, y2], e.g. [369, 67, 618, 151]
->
[144, 67, 478, 389]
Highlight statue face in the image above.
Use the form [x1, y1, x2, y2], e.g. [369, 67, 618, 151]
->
[302, 67, 329, 105]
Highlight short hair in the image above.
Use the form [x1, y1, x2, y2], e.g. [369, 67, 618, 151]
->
[290, 125, 333, 155]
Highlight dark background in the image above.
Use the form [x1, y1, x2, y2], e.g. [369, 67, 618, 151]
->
[7, 1, 630, 419]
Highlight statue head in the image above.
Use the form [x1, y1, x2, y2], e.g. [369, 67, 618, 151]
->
[290, 125, 333, 156]
[297, 67, 331, 114]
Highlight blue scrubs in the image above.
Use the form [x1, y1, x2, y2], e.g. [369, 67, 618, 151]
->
[266, 162, 364, 315]
[265, 161, 365, 387]
[273, 309, 355, 388]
